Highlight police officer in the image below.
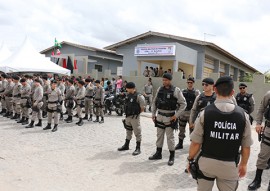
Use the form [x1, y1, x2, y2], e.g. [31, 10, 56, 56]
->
[64, 79, 75, 123]
[142, 78, 153, 112]
[189, 78, 216, 130]
[41, 76, 51, 118]
[83, 78, 94, 121]
[0, 74, 8, 115]
[149, 73, 187, 166]
[248, 90, 270, 190]
[43, 80, 61, 132]
[187, 76, 253, 191]
[57, 77, 65, 120]
[11, 75, 22, 120]
[118, 82, 145, 155]
[17, 78, 31, 125]
[235, 83, 255, 124]
[26, 79, 43, 128]
[74, 80, 85, 126]
[3, 75, 14, 118]
[93, 80, 105, 123]
[175, 77, 200, 150]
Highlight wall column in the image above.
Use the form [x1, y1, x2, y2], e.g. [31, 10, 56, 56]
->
[233, 68, 239, 81]
[225, 64, 230, 76]
[214, 60, 220, 73]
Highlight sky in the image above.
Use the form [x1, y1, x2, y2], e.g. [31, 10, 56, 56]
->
[0, 0, 270, 73]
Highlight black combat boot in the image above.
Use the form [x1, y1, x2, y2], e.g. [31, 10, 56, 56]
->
[35, 119, 42, 127]
[0, 109, 5, 115]
[149, 106, 151, 112]
[168, 151, 175, 166]
[11, 113, 18, 119]
[88, 114, 93, 121]
[65, 116, 73, 123]
[99, 117, 104, 123]
[22, 118, 29, 125]
[7, 112, 13, 118]
[93, 116, 99, 123]
[3, 111, 9, 117]
[132, 142, 141, 156]
[248, 169, 263, 190]
[60, 112, 63, 120]
[267, 180, 270, 191]
[15, 114, 20, 121]
[42, 111, 47, 118]
[17, 117, 25, 123]
[63, 111, 68, 115]
[77, 118, 84, 126]
[25, 120, 34, 128]
[83, 114, 88, 120]
[149, 147, 162, 160]
[267, 159, 270, 170]
[175, 139, 183, 150]
[52, 124, 58, 132]
[118, 139, 130, 151]
[43, 123, 51, 130]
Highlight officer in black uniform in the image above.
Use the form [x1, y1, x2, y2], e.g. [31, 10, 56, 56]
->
[187, 76, 253, 191]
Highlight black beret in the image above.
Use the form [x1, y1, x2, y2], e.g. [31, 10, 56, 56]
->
[95, 80, 100, 84]
[68, 79, 74, 84]
[6, 75, 11, 79]
[85, 78, 91, 83]
[34, 79, 41, 83]
[187, 77, 195, 82]
[12, 75, 20, 80]
[51, 80, 57, 84]
[202, 78, 214, 85]
[214, 76, 234, 87]
[42, 76, 48, 80]
[20, 78, 26, 83]
[126, 82, 136, 89]
[162, 73, 172, 80]
[57, 77, 62, 81]
[78, 80, 85, 85]
[1, 74, 7, 78]
[239, 83, 247, 87]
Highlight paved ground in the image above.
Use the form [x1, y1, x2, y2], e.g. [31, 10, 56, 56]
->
[0, 111, 269, 191]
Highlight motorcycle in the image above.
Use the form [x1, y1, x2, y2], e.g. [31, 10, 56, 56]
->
[113, 93, 126, 116]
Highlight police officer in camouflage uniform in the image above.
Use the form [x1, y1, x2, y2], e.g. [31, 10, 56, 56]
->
[175, 77, 200, 150]
[248, 90, 270, 190]
[64, 79, 75, 123]
[142, 79, 153, 112]
[149, 73, 187, 166]
[26, 79, 43, 128]
[41, 76, 51, 118]
[57, 77, 65, 120]
[17, 78, 31, 125]
[11, 75, 22, 120]
[43, 80, 61, 132]
[188, 76, 253, 191]
[118, 82, 145, 155]
[0, 74, 8, 115]
[3, 75, 14, 118]
[74, 80, 85, 126]
[93, 80, 105, 123]
[83, 78, 94, 121]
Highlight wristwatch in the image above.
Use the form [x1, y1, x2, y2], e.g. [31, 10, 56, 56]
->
[187, 156, 194, 162]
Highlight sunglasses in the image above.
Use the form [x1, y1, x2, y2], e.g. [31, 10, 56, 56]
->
[202, 83, 209, 87]
[239, 87, 246, 90]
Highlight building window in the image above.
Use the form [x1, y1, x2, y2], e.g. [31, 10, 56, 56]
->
[203, 67, 214, 78]
[95, 65, 102, 72]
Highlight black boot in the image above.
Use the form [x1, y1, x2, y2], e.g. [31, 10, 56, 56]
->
[266, 158, 270, 170]
[60, 113, 63, 120]
[83, 114, 88, 120]
[3, 111, 9, 117]
[88, 114, 92, 121]
[248, 169, 263, 190]
[0, 109, 5, 115]
[65, 116, 73, 123]
[168, 151, 175, 166]
[77, 118, 84, 126]
[99, 117, 104, 123]
[25, 120, 34, 128]
[7, 112, 13, 118]
[73, 113, 78, 118]
[42, 111, 47, 118]
[17, 117, 25, 123]
[93, 116, 99, 122]
[132, 142, 141, 156]
[118, 139, 130, 151]
[11, 113, 18, 119]
[63, 111, 68, 115]
[175, 139, 183, 150]
[22, 118, 29, 125]
[43, 123, 51, 130]
[35, 119, 42, 127]
[52, 124, 58, 132]
[149, 106, 151, 112]
[149, 147, 162, 160]
[268, 180, 270, 191]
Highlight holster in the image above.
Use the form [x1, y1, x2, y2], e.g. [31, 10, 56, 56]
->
[32, 105, 39, 112]
[26, 98, 32, 108]
[122, 119, 132, 131]
[171, 119, 179, 130]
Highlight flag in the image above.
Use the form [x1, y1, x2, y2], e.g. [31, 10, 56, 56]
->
[67, 56, 74, 74]
[54, 38, 62, 48]
[74, 60, 77, 69]
[51, 51, 54, 56]
[56, 49, 61, 55]
[63, 59, 67, 68]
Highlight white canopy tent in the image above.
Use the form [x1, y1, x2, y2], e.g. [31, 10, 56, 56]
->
[0, 43, 12, 62]
[0, 38, 70, 76]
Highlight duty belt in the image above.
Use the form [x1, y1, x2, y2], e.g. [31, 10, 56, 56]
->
[201, 153, 235, 162]
[158, 111, 175, 117]
[6, 94, 12, 97]
[13, 95, 21, 98]
[146, 93, 152, 95]
[48, 101, 58, 104]
[85, 96, 93, 98]
[0, 90, 4, 93]
[265, 120, 270, 127]
[95, 98, 101, 101]
[21, 97, 30, 99]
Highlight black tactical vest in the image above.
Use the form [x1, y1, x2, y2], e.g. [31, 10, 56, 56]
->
[125, 92, 141, 117]
[236, 93, 252, 113]
[156, 86, 178, 110]
[182, 89, 196, 111]
[197, 92, 216, 110]
[202, 104, 245, 161]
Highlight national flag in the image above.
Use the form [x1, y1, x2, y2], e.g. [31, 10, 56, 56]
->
[56, 49, 61, 55]
[54, 38, 62, 48]
[74, 60, 77, 69]
[63, 59, 67, 68]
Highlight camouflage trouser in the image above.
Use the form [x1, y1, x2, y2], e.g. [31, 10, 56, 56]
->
[93, 100, 104, 117]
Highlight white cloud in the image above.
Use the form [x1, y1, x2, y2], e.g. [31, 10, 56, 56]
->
[0, 0, 269, 72]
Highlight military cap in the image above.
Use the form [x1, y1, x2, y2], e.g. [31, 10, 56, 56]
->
[6, 75, 12, 79]
[187, 77, 195, 83]
[20, 78, 26, 83]
[126, 82, 136, 89]
[1, 73, 7, 78]
[239, 83, 247, 87]
[42, 76, 48, 80]
[57, 77, 62, 81]
[95, 80, 100, 84]
[85, 78, 91, 83]
[78, 80, 85, 86]
[162, 73, 172, 80]
[34, 79, 41, 83]
[12, 75, 20, 80]
[202, 77, 214, 85]
[51, 80, 57, 84]
[68, 79, 74, 84]
[214, 76, 234, 87]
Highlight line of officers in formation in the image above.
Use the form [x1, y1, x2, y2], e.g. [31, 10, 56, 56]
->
[1, 72, 270, 190]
